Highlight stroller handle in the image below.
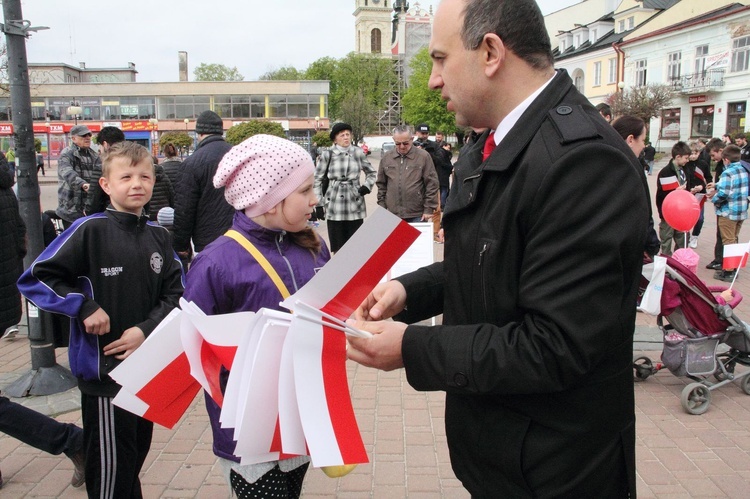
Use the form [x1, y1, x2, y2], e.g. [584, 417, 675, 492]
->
[707, 285, 743, 308]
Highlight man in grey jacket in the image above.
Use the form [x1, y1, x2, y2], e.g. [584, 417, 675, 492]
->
[55, 125, 99, 228]
[376, 125, 439, 222]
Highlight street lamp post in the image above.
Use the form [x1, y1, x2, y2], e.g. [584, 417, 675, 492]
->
[44, 119, 50, 170]
[183, 118, 190, 157]
[67, 102, 82, 125]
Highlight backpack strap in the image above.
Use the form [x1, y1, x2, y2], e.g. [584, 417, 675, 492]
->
[224, 229, 290, 299]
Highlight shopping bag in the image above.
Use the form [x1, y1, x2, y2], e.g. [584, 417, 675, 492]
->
[638, 255, 666, 315]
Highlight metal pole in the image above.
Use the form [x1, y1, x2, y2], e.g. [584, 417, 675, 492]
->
[2, 0, 76, 396]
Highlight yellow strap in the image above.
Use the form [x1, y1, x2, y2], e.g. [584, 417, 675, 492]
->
[224, 230, 291, 299]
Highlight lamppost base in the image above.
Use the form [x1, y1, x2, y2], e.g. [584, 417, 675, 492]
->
[3, 364, 77, 398]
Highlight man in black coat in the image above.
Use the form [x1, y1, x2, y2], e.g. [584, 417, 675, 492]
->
[348, 0, 647, 497]
[172, 111, 233, 264]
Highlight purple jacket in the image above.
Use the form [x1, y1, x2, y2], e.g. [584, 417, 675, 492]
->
[183, 211, 330, 461]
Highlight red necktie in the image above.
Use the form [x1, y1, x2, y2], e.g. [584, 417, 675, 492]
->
[482, 132, 496, 161]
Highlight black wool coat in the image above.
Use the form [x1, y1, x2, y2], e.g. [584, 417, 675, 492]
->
[0, 157, 25, 331]
[396, 70, 647, 498]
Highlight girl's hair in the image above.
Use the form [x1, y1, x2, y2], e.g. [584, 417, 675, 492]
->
[611, 115, 645, 142]
[287, 228, 322, 254]
[163, 143, 178, 158]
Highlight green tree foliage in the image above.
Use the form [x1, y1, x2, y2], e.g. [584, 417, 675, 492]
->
[193, 63, 244, 82]
[34, 138, 42, 153]
[605, 83, 675, 127]
[159, 132, 193, 154]
[259, 65, 304, 81]
[331, 53, 397, 136]
[401, 47, 456, 134]
[312, 130, 332, 148]
[225, 120, 286, 145]
[304, 57, 338, 81]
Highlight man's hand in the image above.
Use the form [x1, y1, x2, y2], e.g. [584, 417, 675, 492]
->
[355, 280, 407, 321]
[346, 319, 407, 371]
[421, 214, 431, 221]
[82, 183, 90, 192]
[103, 326, 146, 360]
[83, 308, 110, 335]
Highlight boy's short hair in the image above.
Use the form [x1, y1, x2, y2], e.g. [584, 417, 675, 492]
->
[595, 103, 612, 119]
[96, 126, 125, 146]
[688, 140, 702, 153]
[706, 138, 725, 153]
[723, 144, 742, 163]
[671, 141, 691, 158]
[102, 141, 154, 176]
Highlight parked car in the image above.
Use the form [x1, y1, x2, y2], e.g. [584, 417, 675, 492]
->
[381, 142, 395, 155]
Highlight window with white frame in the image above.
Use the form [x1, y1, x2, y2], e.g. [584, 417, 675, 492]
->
[731, 36, 750, 72]
[635, 59, 647, 87]
[608, 58, 617, 83]
[574, 34, 580, 48]
[560, 40, 566, 52]
[628, 17, 634, 29]
[594, 61, 602, 86]
[590, 29, 598, 43]
[668, 52, 682, 82]
[695, 45, 708, 75]
[618, 20, 625, 32]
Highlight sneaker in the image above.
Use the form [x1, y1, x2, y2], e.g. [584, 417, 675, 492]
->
[69, 450, 85, 488]
[705, 261, 722, 270]
[1, 326, 18, 340]
[689, 235, 698, 248]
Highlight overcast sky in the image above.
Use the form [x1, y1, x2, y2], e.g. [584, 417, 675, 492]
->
[17, 0, 579, 82]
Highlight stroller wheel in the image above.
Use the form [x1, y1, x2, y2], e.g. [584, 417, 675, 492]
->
[740, 375, 750, 396]
[633, 356, 654, 381]
[681, 383, 711, 415]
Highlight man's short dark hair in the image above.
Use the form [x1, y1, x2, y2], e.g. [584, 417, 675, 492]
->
[96, 126, 125, 146]
[461, 0, 553, 71]
[723, 144, 742, 163]
[706, 137, 725, 153]
[734, 132, 747, 141]
[671, 141, 691, 159]
[595, 103, 612, 119]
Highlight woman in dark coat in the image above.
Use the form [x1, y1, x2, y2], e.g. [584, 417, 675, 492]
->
[147, 157, 175, 222]
[0, 154, 25, 335]
[160, 143, 182, 186]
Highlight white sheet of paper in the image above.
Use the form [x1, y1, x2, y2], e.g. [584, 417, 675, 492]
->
[234, 320, 289, 465]
[278, 326, 306, 456]
[112, 388, 148, 417]
[387, 222, 434, 280]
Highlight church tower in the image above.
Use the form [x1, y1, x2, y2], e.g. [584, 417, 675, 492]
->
[353, 0, 393, 55]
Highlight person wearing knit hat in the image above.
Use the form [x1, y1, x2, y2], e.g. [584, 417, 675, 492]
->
[183, 134, 330, 499]
[195, 110, 224, 135]
[314, 122, 376, 253]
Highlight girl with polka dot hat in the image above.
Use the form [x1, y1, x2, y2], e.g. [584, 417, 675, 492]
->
[183, 134, 331, 497]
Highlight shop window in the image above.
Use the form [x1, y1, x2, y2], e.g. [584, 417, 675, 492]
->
[726, 101, 746, 136]
[660, 108, 681, 139]
[690, 105, 714, 138]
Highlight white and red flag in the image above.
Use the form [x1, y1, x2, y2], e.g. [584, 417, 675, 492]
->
[660, 175, 679, 191]
[723, 242, 750, 270]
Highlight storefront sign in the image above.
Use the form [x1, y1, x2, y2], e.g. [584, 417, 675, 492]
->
[0, 124, 12, 135]
[689, 95, 707, 104]
[121, 120, 157, 131]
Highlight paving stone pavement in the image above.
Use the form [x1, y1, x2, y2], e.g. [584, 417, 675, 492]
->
[1, 157, 750, 497]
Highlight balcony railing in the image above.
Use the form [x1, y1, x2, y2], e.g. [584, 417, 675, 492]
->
[669, 68, 725, 94]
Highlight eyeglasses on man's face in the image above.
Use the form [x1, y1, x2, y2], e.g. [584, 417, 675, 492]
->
[394, 140, 412, 146]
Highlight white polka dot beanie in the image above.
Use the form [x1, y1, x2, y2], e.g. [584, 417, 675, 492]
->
[214, 134, 314, 217]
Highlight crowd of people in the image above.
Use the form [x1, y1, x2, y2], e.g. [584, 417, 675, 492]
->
[0, 0, 749, 497]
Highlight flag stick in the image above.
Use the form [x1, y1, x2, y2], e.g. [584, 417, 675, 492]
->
[293, 301, 372, 338]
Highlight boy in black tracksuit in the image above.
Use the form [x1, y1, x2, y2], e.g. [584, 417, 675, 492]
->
[18, 142, 184, 498]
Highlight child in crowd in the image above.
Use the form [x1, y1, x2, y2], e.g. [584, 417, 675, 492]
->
[18, 142, 184, 498]
[687, 141, 712, 248]
[708, 144, 749, 282]
[656, 142, 695, 256]
[183, 134, 330, 498]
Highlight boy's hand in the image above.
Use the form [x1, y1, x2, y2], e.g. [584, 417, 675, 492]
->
[103, 327, 146, 360]
[83, 308, 110, 335]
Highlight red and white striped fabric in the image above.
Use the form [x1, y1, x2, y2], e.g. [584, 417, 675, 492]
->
[723, 243, 750, 270]
[111, 309, 200, 428]
[660, 175, 679, 191]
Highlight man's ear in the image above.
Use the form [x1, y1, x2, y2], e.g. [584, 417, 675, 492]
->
[482, 33, 505, 77]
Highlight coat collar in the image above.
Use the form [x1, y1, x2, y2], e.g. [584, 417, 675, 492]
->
[105, 207, 149, 230]
[231, 211, 288, 246]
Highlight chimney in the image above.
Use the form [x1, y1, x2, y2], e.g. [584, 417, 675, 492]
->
[79, 62, 86, 69]
[178, 51, 188, 82]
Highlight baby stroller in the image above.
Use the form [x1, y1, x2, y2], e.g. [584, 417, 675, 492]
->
[633, 256, 750, 415]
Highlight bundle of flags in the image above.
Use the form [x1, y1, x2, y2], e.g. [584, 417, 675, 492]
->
[110, 208, 419, 468]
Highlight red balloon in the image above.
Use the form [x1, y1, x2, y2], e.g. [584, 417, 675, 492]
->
[662, 189, 700, 232]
